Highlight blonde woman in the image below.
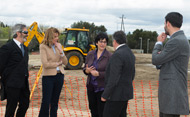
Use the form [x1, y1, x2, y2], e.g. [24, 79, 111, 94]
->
[39, 27, 68, 117]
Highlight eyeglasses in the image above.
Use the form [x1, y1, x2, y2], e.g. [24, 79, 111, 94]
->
[99, 40, 107, 44]
[20, 31, 28, 34]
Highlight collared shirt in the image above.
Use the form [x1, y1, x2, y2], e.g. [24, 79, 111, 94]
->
[13, 39, 22, 49]
[52, 45, 60, 71]
[116, 43, 125, 50]
[90, 49, 105, 93]
[155, 41, 163, 45]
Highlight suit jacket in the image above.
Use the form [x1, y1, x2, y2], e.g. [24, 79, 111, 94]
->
[152, 30, 190, 115]
[83, 49, 112, 88]
[0, 40, 29, 89]
[102, 45, 135, 101]
[40, 43, 68, 76]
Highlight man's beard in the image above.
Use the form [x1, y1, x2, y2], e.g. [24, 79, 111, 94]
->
[21, 34, 27, 42]
[164, 27, 169, 35]
[23, 38, 27, 42]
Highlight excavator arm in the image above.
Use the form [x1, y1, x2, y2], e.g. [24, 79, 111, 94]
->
[24, 22, 45, 47]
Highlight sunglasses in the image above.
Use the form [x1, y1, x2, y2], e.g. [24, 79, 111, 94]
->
[20, 31, 28, 34]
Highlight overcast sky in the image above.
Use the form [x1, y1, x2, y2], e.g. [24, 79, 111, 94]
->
[0, 0, 190, 38]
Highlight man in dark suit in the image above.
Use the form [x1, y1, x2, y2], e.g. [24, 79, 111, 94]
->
[152, 12, 189, 117]
[0, 24, 30, 117]
[101, 31, 135, 117]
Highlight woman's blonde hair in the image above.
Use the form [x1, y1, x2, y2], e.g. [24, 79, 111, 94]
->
[42, 27, 60, 47]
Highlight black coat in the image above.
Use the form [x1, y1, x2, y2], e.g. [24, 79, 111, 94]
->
[0, 40, 29, 89]
[102, 45, 135, 101]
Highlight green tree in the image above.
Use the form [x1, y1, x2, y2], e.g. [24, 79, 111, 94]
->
[27, 36, 39, 52]
[0, 21, 5, 27]
[0, 21, 11, 39]
[71, 21, 107, 43]
[0, 21, 11, 47]
[108, 34, 113, 46]
[126, 29, 158, 53]
[59, 34, 66, 45]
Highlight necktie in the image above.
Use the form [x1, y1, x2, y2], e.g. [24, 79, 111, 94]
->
[20, 44, 25, 56]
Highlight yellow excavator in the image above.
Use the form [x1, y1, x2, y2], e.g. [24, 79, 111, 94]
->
[25, 22, 95, 70]
[24, 22, 45, 47]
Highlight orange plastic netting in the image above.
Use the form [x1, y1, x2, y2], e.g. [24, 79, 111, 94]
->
[0, 70, 189, 117]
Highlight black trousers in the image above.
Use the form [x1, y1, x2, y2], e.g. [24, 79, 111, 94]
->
[39, 73, 64, 117]
[160, 112, 180, 117]
[87, 90, 105, 117]
[5, 86, 30, 117]
[103, 100, 128, 117]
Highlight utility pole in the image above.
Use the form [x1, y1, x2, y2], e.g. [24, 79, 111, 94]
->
[120, 14, 125, 32]
[147, 39, 150, 53]
[139, 37, 142, 50]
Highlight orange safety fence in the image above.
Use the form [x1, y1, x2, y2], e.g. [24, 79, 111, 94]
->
[0, 70, 190, 117]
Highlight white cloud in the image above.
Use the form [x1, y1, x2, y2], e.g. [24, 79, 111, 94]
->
[0, 0, 190, 37]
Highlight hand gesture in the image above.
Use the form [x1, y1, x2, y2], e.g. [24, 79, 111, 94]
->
[90, 70, 99, 77]
[101, 97, 106, 102]
[57, 60, 62, 66]
[55, 42, 63, 53]
[157, 33, 167, 42]
[85, 64, 95, 74]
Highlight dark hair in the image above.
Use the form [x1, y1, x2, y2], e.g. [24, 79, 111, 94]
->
[12, 24, 26, 38]
[165, 12, 183, 28]
[113, 31, 126, 44]
[94, 32, 108, 47]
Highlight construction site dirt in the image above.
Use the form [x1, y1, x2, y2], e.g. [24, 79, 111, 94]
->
[0, 53, 189, 117]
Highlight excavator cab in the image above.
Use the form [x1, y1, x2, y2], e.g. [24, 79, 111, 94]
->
[63, 28, 95, 69]
[64, 29, 90, 53]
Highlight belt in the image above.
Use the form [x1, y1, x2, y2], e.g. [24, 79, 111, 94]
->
[57, 70, 61, 74]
